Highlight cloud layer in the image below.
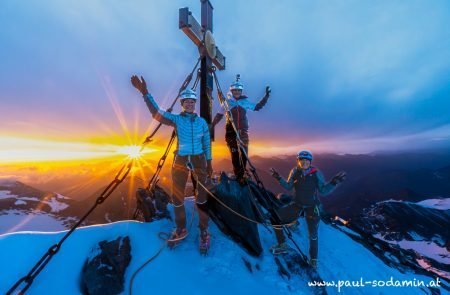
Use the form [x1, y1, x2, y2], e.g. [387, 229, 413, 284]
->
[0, 0, 449, 154]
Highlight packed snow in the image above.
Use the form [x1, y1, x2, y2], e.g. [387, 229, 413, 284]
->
[14, 200, 27, 205]
[377, 198, 450, 211]
[0, 210, 67, 235]
[43, 195, 69, 212]
[416, 198, 450, 210]
[0, 200, 443, 295]
[0, 189, 69, 212]
[0, 190, 19, 199]
[374, 234, 450, 265]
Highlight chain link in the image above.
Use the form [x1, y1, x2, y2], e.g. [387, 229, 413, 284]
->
[7, 56, 204, 295]
[210, 70, 304, 254]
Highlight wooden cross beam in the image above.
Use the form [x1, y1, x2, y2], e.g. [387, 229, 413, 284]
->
[179, 5, 226, 70]
[179, 0, 225, 136]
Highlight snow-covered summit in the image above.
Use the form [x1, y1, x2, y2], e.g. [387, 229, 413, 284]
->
[1, 200, 443, 295]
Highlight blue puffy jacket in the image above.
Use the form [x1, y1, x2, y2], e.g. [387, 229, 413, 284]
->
[143, 94, 212, 160]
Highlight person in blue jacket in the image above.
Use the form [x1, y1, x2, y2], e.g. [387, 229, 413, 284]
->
[269, 150, 346, 268]
[131, 75, 213, 253]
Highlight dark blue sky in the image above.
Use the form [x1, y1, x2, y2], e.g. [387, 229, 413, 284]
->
[1, 0, 449, 155]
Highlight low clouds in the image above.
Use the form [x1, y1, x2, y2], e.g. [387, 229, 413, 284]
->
[0, 0, 449, 154]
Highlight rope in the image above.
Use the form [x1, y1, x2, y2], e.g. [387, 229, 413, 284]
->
[7, 57, 203, 295]
[185, 162, 296, 229]
[211, 71, 269, 225]
[129, 201, 197, 295]
[128, 56, 206, 295]
[210, 70, 305, 254]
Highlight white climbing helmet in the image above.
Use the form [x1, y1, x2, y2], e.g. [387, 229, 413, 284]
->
[230, 74, 244, 91]
[180, 89, 197, 100]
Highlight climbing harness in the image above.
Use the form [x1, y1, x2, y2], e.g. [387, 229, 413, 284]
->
[128, 203, 197, 295]
[211, 68, 305, 255]
[7, 57, 203, 295]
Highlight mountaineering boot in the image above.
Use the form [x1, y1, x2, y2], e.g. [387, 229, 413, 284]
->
[309, 258, 318, 269]
[167, 228, 188, 249]
[199, 229, 211, 255]
[270, 242, 289, 255]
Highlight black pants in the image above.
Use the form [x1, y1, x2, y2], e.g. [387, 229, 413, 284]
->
[225, 126, 249, 180]
[274, 206, 320, 260]
[171, 154, 209, 230]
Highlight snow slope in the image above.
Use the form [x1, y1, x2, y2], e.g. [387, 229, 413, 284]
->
[417, 198, 450, 210]
[0, 188, 71, 235]
[0, 210, 67, 234]
[0, 200, 444, 295]
[0, 189, 69, 213]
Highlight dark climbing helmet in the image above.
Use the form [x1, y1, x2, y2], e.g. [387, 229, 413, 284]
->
[297, 150, 313, 161]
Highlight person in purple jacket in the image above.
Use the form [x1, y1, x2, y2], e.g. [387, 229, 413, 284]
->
[212, 75, 271, 184]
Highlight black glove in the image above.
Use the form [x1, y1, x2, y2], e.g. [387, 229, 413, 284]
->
[270, 168, 281, 180]
[331, 171, 346, 185]
[265, 86, 271, 97]
[131, 75, 149, 96]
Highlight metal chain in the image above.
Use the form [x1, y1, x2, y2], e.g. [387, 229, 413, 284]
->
[211, 70, 268, 219]
[191, 68, 201, 91]
[7, 160, 133, 295]
[140, 56, 202, 149]
[146, 130, 177, 191]
[132, 130, 177, 220]
[185, 162, 296, 228]
[210, 70, 304, 254]
[8, 56, 203, 295]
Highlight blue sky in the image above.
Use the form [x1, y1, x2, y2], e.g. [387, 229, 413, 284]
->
[1, 0, 449, 155]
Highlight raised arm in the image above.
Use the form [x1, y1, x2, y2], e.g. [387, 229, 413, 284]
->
[271, 167, 296, 191]
[131, 75, 176, 126]
[254, 86, 271, 111]
[143, 93, 177, 126]
[316, 171, 336, 195]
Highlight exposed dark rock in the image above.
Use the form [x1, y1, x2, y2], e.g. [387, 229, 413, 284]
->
[356, 200, 449, 247]
[80, 236, 131, 295]
[207, 173, 265, 256]
[274, 247, 327, 295]
[134, 186, 170, 222]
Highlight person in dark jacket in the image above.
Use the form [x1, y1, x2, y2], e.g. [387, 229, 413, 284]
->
[269, 150, 346, 269]
[212, 74, 271, 183]
[131, 75, 213, 253]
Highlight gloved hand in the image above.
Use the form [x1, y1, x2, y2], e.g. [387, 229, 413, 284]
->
[270, 167, 281, 180]
[265, 86, 271, 97]
[131, 75, 149, 96]
[331, 171, 346, 185]
[207, 160, 213, 178]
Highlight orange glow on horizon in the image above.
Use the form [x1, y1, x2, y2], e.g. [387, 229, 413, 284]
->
[0, 136, 158, 164]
